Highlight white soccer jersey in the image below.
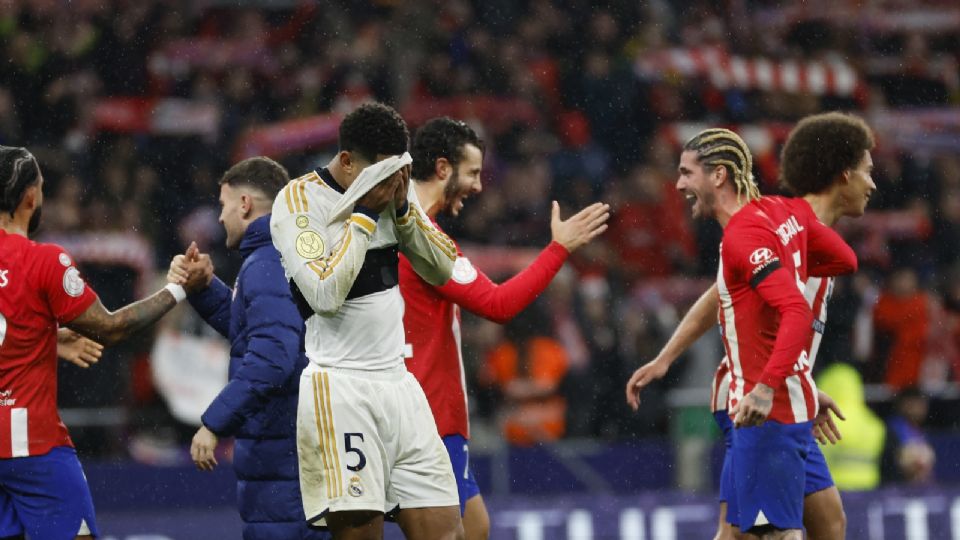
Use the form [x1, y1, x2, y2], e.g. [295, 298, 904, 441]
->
[271, 166, 456, 372]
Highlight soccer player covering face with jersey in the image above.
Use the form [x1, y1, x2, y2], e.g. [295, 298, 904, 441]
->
[0, 146, 198, 539]
[626, 113, 876, 540]
[270, 104, 464, 540]
[399, 117, 609, 540]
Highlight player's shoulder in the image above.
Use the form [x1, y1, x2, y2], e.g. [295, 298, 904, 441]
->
[26, 240, 76, 269]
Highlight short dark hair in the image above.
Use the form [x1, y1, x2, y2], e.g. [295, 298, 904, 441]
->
[339, 102, 409, 163]
[411, 117, 484, 181]
[219, 156, 289, 199]
[0, 146, 41, 216]
[780, 112, 875, 196]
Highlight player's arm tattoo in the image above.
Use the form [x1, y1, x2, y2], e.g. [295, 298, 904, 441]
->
[66, 291, 177, 346]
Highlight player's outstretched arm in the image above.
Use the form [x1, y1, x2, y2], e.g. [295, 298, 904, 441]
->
[625, 284, 719, 410]
[427, 201, 608, 324]
[65, 289, 181, 346]
[396, 169, 456, 286]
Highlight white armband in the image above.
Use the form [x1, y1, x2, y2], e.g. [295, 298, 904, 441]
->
[164, 283, 187, 303]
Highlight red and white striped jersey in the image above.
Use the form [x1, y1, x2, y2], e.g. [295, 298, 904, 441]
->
[400, 222, 569, 439]
[710, 275, 834, 413]
[0, 231, 97, 457]
[717, 196, 855, 424]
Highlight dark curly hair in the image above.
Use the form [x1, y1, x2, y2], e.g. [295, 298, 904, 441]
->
[220, 156, 289, 200]
[780, 112, 874, 196]
[338, 102, 409, 163]
[410, 117, 484, 181]
[0, 146, 40, 216]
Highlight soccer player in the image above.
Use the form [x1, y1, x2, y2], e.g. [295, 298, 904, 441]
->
[626, 113, 876, 540]
[166, 157, 329, 540]
[626, 128, 857, 539]
[0, 145, 197, 539]
[270, 103, 463, 540]
[399, 117, 610, 539]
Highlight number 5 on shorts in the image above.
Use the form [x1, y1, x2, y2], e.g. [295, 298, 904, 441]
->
[344, 433, 366, 472]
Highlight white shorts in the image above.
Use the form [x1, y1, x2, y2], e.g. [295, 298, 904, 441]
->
[297, 364, 459, 526]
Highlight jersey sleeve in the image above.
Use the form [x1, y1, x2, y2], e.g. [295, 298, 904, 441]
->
[34, 245, 98, 324]
[434, 241, 569, 324]
[270, 179, 377, 316]
[395, 198, 456, 286]
[722, 225, 814, 388]
[806, 218, 858, 277]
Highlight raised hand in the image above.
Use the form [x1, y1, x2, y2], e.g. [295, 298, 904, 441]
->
[551, 201, 610, 252]
[393, 164, 410, 210]
[167, 241, 214, 293]
[357, 173, 402, 214]
[57, 328, 104, 368]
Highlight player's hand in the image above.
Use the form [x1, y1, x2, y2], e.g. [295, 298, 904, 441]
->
[812, 390, 846, 445]
[732, 383, 774, 428]
[191, 425, 219, 471]
[56, 328, 104, 368]
[551, 201, 610, 253]
[168, 242, 214, 293]
[625, 358, 669, 411]
[357, 173, 402, 214]
[392, 164, 410, 210]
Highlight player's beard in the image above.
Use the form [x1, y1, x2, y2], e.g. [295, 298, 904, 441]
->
[442, 169, 463, 216]
[27, 205, 41, 234]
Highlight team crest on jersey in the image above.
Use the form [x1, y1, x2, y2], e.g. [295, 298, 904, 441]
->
[58, 253, 72, 267]
[62, 267, 85, 297]
[348, 476, 363, 497]
[451, 257, 477, 285]
[295, 230, 325, 260]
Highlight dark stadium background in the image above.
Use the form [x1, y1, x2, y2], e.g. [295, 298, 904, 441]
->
[3, 0, 960, 538]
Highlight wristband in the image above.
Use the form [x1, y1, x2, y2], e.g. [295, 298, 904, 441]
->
[164, 283, 187, 303]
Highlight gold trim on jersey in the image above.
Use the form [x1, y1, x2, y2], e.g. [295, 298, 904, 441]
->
[409, 207, 457, 261]
[349, 214, 377, 235]
[306, 225, 353, 280]
[312, 373, 336, 499]
[321, 372, 342, 496]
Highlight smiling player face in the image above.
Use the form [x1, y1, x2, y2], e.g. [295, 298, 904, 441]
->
[441, 143, 483, 217]
[676, 150, 718, 221]
[839, 150, 877, 218]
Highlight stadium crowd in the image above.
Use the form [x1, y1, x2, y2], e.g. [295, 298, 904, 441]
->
[2, 0, 959, 481]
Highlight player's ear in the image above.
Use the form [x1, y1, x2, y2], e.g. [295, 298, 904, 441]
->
[22, 183, 40, 211]
[711, 164, 727, 187]
[435, 157, 451, 181]
[338, 150, 354, 175]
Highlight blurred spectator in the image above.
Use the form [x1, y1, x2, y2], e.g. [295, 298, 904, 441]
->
[882, 387, 937, 485]
[872, 267, 931, 388]
[817, 363, 885, 491]
[480, 302, 568, 446]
